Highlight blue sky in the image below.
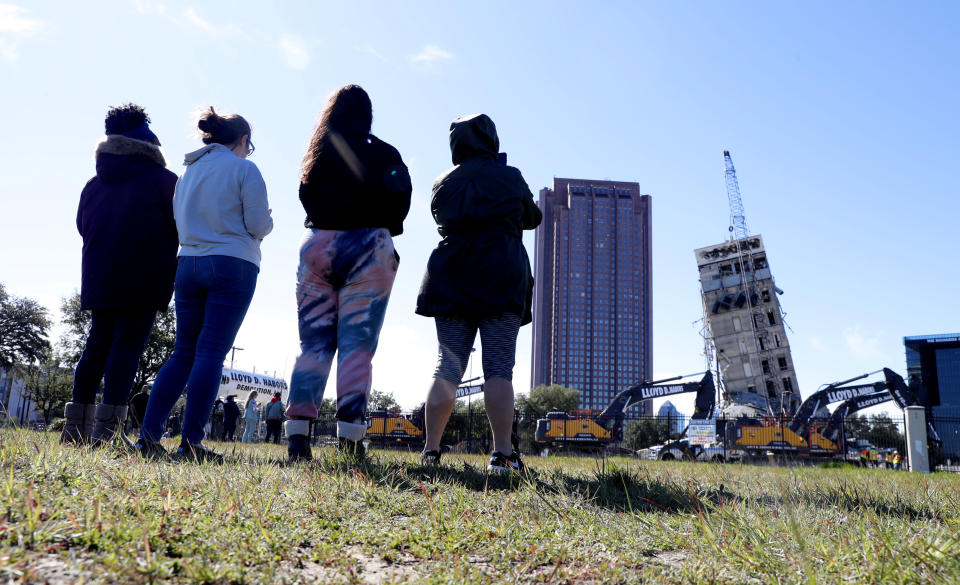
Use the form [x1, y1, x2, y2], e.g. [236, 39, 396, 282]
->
[1, 1, 957, 414]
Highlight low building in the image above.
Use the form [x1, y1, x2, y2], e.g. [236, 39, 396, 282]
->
[0, 368, 43, 427]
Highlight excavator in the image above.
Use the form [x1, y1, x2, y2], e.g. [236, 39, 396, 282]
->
[366, 408, 425, 443]
[365, 377, 481, 444]
[819, 391, 892, 446]
[818, 383, 943, 464]
[728, 368, 942, 460]
[534, 371, 716, 449]
[365, 380, 522, 450]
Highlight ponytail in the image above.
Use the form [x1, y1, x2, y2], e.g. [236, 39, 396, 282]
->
[198, 106, 251, 147]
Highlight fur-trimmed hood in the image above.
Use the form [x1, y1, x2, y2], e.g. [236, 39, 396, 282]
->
[95, 135, 167, 183]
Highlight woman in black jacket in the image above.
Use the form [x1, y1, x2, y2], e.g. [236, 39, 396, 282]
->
[284, 85, 412, 462]
[62, 103, 178, 446]
[416, 113, 542, 472]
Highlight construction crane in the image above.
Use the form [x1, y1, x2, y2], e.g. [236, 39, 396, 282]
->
[723, 150, 749, 240]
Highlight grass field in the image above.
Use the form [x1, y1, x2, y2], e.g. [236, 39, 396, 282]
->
[1, 429, 958, 584]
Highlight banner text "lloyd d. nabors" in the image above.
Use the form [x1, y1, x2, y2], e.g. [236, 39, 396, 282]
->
[218, 368, 289, 402]
[220, 370, 288, 390]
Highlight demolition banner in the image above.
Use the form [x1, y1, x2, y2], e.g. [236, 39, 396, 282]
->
[218, 368, 289, 403]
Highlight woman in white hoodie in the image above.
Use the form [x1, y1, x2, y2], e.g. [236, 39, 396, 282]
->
[137, 107, 273, 462]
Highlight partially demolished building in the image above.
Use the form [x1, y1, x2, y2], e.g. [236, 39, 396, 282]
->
[695, 235, 802, 416]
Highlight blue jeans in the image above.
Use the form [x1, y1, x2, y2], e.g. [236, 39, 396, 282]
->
[72, 309, 156, 405]
[141, 255, 258, 444]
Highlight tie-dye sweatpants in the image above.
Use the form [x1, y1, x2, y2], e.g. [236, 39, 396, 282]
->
[286, 228, 398, 441]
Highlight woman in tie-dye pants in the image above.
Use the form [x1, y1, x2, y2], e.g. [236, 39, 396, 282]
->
[283, 228, 398, 458]
[284, 85, 411, 461]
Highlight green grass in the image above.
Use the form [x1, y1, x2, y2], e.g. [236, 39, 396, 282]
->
[1, 429, 959, 584]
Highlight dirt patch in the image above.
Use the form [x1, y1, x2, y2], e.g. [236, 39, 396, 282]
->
[280, 546, 419, 585]
[18, 553, 94, 585]
[651, 550, 688, 565]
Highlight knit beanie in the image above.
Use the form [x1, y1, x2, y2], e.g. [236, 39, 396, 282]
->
[104, 103, 161, 146]
[119, 122, 161, 146]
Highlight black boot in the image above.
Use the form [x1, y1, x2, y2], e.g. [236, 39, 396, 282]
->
[175, 442, 223, 464]
[285, 420, 312, 462]
[287, 434, 312, 462]
[337, 437, 366, 463]
[133, 437, 168, 460]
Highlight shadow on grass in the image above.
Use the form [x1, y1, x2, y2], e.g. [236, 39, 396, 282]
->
[338, 455, 948, 520]
[292, 453, 729, 515]
[139, 442, 948, 521]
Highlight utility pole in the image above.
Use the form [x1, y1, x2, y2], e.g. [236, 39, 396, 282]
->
[229, 346, 244, 370]
[467, 347, 476, 453]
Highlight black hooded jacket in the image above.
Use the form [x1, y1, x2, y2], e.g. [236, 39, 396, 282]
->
[77, 136, 178, 311]
[416, 114, 542, 324]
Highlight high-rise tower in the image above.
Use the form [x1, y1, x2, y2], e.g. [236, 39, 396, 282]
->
[531, 178, 652, 413]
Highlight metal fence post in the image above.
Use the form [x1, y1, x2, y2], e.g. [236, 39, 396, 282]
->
[904, 406, 930, 473]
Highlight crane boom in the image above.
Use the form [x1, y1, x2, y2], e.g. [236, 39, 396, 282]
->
[723, 150, 749, 240]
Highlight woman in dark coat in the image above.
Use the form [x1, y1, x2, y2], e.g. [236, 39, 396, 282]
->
[62, 103, 178, 446]
[416, 113, 541, 472]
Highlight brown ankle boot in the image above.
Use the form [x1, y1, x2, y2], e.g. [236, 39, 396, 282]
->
[60, 402, 96, 445]
[92, 403, 128, 445]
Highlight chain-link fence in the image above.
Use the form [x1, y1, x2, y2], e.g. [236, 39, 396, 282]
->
[183, 400, 960, 469]
[290, 407, 911, 466]
[119, 400, 960, 471]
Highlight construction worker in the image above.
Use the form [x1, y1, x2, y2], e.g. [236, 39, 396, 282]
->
[893, 451, 902, 470]
[859, 448, 868, 467]
[870, 446, 878, 468]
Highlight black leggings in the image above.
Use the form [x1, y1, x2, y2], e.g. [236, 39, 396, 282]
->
[72, 309, 156, 405]
[433, 314, 521, 385]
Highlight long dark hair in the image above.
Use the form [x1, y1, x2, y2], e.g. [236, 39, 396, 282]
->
[198, 106, 251, 147]
[301, 85, 372, 182]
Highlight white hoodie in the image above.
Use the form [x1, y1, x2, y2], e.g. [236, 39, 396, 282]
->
[174, 143, 273, 267]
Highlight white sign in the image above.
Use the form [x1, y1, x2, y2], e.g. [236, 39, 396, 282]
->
[456, 384, 483, 398]
[688, 421, 717, 445]
[218, 368, 289, 403]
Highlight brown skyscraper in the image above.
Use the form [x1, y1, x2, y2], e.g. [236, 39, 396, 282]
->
[531, 178, 652, 413]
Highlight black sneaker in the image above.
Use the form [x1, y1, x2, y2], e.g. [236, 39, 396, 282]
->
[420, 450, 442, 465]
[487, 451, 525, 473]
[337, 437, 366, 463]
[287, 434, 312, 462]
[175, 442, 223, 463]
[133, 437, 168, 460]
